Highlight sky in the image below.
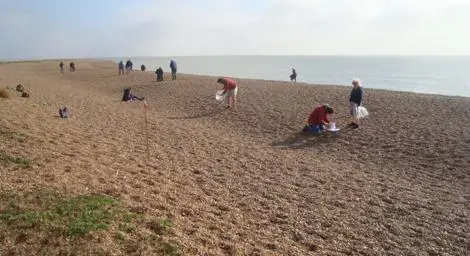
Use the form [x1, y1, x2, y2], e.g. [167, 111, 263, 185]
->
[1, 0, 469, 59]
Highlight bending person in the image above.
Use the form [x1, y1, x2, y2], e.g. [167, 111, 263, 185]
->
[217, 78, 238, 109]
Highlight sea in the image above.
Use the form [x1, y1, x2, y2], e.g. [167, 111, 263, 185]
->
[111, 56, 469, 97]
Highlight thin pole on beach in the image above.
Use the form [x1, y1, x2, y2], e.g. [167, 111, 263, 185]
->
[143, 100, 150, 162]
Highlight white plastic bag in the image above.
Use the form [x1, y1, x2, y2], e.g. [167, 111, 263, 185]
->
[215, 90, 226, 101]
[357, 106, 369, 119]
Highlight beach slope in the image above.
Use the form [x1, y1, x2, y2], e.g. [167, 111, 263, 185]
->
[0, 60, 468, 255]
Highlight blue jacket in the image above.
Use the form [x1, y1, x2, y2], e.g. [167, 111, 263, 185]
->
[349, 87, 363, 105]
[170, 60, 177, 70]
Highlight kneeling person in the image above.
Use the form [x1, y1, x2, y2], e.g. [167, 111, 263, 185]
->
[303, 104, 334, 133]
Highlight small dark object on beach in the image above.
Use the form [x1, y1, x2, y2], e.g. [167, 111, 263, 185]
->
[16, 84, 24, 92]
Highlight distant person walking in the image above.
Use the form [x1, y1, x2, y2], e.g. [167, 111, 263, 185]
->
[348, 79, 363, 129]
[59, 62, 64, 73]
[118, 61, 125, 75]
[290, 68, 297, 82]
[69, 62, 75, 72]
[170, 59, 177, 80]
[155, 67, 164, 81]
[217, 78, 238, 109]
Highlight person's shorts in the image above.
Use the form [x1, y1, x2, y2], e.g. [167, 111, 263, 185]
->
[350, 102, 359, 117]
[226, 87, 238, 98]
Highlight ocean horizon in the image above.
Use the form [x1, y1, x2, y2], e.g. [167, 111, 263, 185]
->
[3, 55, 468, 97]
[105, 56, 470, 98]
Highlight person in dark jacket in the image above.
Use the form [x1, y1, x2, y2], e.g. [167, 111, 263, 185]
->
[69, 62, 75, 72]
[141, 64, 146, 72]
[125, 60, 133, 74]
[348, 79, 363, 129]
[118, 61, 125, 75]
[59, 62, 64, 73]
[170, 60, 177, 80]
[290, 68, 297, 82]
[155, 67, 164, 81]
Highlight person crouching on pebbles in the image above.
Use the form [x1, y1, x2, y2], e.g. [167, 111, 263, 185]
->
[349, 79, 363, 129]
[303, 104, 334, 132]
[217, 78, 238, 109]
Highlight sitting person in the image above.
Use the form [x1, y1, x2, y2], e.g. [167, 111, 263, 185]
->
[155, 67, 164, 81]
[59, 106, 70, 118]
[303, 104, 334, 133]
[122, 87, 144, 101]
[290, 68, 297, 82]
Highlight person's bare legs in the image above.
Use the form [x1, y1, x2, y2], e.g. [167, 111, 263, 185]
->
[226, 95, 231, 108]
[232, 95, 236, 108]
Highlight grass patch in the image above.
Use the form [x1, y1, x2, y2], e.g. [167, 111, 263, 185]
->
[0, 189, 180, 255]
[1, 194, 117, 237]
[56, 195, 116, 236]
[0, 151, 32, 168]
[0, 129, 27, 143]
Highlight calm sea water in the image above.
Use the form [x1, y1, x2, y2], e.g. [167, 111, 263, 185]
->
[109, 56, 470, 97]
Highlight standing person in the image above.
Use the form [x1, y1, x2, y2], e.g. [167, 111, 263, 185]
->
[348, 79, 363, 129]
[303, 104, 334, 132]
[155, 67, 164, 81]
[118, 61, 124, 75]
[217, 78, 238, 109]
[69, 62, 75, 72]
[59, 62, 64, 73]
[290, 68, 297, 82]
[170, 59, 177, 80]
[141, 64, 146, 72]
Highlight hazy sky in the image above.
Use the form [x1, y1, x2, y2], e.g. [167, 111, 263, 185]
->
[1, 0, 469, 59]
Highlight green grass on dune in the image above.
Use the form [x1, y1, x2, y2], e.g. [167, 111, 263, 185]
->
[0, 189, 180, 255]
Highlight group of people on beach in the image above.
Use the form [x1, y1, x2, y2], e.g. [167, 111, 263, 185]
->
[118, 60, 134, 75]
[214, 74, 364, 131]
[112, 58, 364, 131]
[304, 79, 364, 132]
[117, 59, 177, 81]
[59, 62, 75, 73]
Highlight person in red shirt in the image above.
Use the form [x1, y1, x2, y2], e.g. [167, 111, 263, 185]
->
[217, 78, 238, 108]
[303, 104, 334, 132]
